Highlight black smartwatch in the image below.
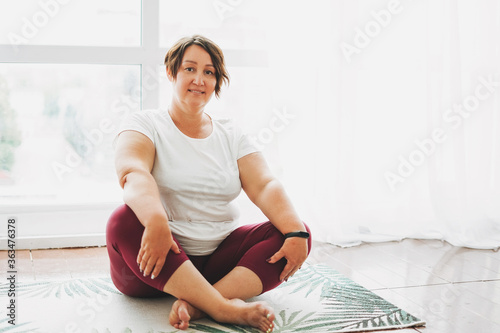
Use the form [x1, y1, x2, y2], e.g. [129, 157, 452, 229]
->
[284, 231, 310, 239]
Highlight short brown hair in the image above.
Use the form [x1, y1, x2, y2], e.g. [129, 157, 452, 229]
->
[164, 35, 230, 98]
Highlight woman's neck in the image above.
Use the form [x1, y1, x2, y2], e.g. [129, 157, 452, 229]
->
[168, 102, 212, 139]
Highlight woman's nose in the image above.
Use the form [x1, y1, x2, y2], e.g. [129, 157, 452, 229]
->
[193, 72, 204, 85]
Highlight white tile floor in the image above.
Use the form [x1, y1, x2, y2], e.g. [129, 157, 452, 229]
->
[5, 239, 500, 332]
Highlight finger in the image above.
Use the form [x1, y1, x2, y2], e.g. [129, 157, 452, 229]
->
[143, 256, 156, 277]
[283, 269, 298, 282]
[286, 267, 300, 282]
[151, 257, 166, 280]
[137, 247, 145, 265]
[171, 241, 182, 254]
[267, 250, 285, 264]
[280, 262, 295, 282]
[139, 252, 150, 274]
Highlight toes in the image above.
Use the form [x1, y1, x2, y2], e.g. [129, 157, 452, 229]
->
[263, 321, 274, 333]
[177, 301, 191, 329]
[169, 300, 191, 330]
[178, 303, 191, 321]
[262, 322, 274, 332]
[261, 310, 275, 332]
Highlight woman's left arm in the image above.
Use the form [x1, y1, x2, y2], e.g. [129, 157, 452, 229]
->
[238, 152, 309, 282]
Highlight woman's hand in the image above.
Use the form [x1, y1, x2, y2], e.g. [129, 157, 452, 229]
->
[137, 222, 181, 279]
[267, 237, 309, 282]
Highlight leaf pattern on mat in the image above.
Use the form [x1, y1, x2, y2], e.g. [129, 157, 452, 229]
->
[281, 264, 343, 299]
[0, 317, 38, 333]
[187, 323, 240, 333]
[88, 329, 175, 333]
[296, 307, 423, 332]
[0, 277, 121, 299]
[316, 277, 419, 331]
[273, 310, 317, 332]
[211, 322, 261, 333]
[279, 265, 425, 332]
[190, 321, 260, 333]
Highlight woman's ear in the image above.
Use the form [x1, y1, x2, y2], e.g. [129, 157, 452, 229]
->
[166, 68, 174, 82]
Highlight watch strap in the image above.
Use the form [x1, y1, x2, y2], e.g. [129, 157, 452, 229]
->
[284, 231, 310, 239]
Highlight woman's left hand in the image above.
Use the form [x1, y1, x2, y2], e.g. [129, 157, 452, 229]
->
[267, 237, 309, 282]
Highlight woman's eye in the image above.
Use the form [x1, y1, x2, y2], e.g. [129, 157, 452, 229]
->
[205, 70, 214, 75]
[185, 67, 194, 72]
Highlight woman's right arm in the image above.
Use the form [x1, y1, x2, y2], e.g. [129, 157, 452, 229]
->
[115, 130, 181, 280]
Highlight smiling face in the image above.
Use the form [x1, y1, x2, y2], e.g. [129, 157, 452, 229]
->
[167, 45, 217, 112]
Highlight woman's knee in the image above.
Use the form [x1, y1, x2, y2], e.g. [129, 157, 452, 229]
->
[106, 204, 143, 245]
[108, 204, 136, 225]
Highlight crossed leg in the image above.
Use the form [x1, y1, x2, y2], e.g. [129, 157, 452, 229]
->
[107, 206, 277, 332]
[167, 221, 300, 331]
[164, 262, 274, 332]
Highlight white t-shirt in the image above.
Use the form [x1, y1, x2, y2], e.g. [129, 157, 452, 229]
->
[118, 109, 258, 255]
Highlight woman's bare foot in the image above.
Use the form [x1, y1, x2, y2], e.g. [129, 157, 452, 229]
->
[168, 299, 202, 330]
[215, 299, 275, 332]
[169, 298, 275, 332]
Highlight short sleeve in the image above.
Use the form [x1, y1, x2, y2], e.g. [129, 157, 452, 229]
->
[236, 126, 259, 160]
[116, 110, 156, 145]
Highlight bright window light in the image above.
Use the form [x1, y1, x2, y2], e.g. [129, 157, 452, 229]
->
[159, 0, 268, 49]
[0, 64, 139, 205]
[0, 0, 140, 46]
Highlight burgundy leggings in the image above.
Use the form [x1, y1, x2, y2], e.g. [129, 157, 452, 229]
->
[106, 204, 311, 298]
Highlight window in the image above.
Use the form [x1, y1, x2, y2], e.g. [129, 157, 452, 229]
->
[1, 0, 334, 248]
[0, 1, 145, 247]
[0, 0, 278, 247]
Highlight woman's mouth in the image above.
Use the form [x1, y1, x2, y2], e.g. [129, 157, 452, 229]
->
[188, 89, 205, 94]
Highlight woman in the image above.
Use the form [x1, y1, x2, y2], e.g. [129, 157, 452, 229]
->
[106, 35, 311, 332]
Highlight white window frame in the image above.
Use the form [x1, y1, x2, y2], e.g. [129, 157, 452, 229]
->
[0, 1, 161, 250]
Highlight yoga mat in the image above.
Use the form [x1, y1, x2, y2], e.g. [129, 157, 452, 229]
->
[0, 264, 425, 332]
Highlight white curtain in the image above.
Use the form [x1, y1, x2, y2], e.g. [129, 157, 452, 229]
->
[229, 0, 500, 249]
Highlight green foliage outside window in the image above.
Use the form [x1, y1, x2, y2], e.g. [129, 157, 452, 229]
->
[0, 75, 22, 172]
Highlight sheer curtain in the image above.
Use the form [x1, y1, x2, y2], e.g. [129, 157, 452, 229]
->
[232, 0, 500, 249]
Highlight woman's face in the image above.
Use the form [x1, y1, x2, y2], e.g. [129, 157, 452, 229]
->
[168, 45, 217, 110]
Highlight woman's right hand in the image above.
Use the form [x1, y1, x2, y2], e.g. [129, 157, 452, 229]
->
[137, 221, 181, 279]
